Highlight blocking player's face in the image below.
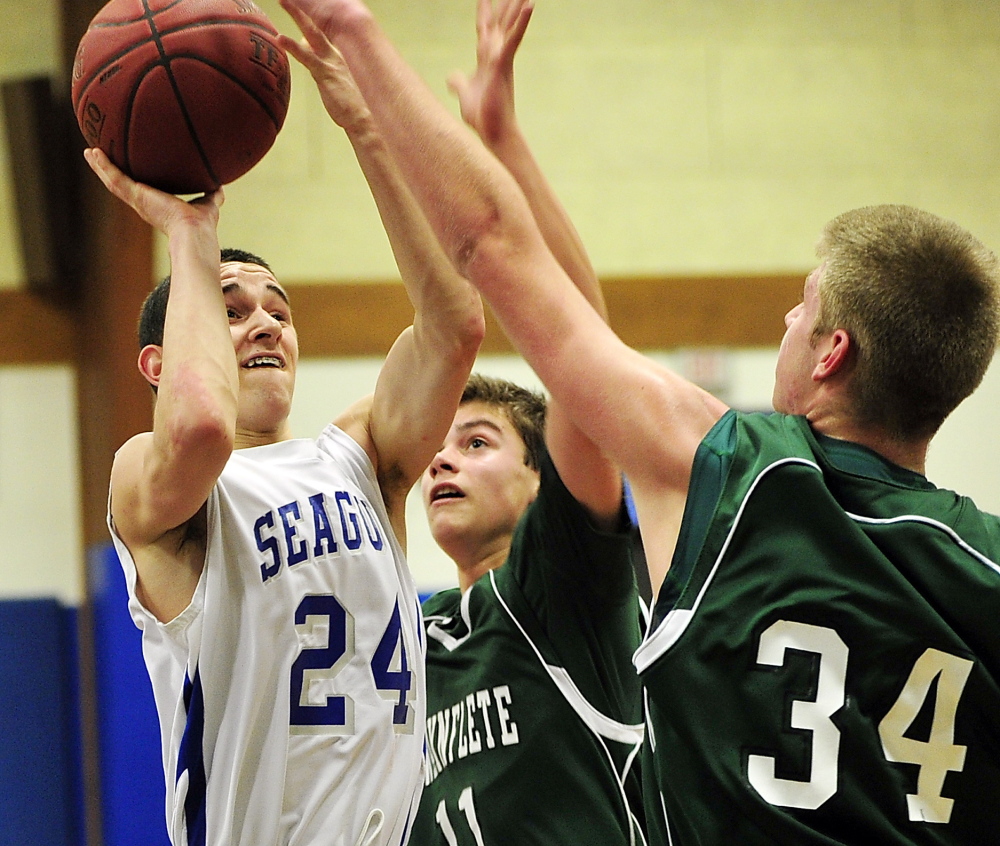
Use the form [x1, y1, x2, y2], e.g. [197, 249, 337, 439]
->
[221, 261, 299, 434]
[773, 263, 825, 415]
[421, 401, 540, 563]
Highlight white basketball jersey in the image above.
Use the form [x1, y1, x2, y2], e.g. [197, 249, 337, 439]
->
[109, 425, 426, 846]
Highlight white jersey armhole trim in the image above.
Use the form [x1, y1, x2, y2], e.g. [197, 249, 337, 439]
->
[847, 512, 1000, 575]
[489, 568, 648, 846]
[634, 456, 1000, 674]
[634, 457, 819, 673]
[487, 570, 643, 745]
[425, 588, 475, 651]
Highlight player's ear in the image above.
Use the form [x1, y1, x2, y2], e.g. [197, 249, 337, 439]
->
[813, 328, 852, 381]
[137, 344, 164, 388]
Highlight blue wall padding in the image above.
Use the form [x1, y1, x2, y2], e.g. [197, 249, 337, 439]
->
[89, 542, 169, 846]
[0, 598, 83, 846]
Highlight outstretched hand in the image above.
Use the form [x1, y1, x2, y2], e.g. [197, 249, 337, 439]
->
[279, 1, 371, 132]
[448, 0, 534, 144]
[83, 148, 223, 236]
[278, 0, 371, 43]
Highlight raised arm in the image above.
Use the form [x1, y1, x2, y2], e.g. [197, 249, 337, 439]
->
[280, 11, 485, 542]
[278, 0, 727, 592]
[86, 149, 236, 619]
[449, 0, 621, 525]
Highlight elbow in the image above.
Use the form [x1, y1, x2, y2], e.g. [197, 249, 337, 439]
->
[458, 302, 487, 359]
[163, 370, 237, 464]
[167, 408, 235, 471]
[190, 409, 236, 453]
[435, 299, 484, 377]
[452, 195, 504, 279]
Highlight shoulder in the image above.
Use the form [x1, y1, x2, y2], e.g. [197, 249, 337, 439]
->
[331, 394, 378, 470]
[331, 394, 411, 520]
[108, 432, 155, 534]
[533, 449, 630, 541]
[111, 430, 154, 478]
[422, 587, 462, 619]
[703, 410, 818, 465]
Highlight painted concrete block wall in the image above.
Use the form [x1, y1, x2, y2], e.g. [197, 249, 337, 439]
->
[208, 0, 1000, 278]
[4, 0, 1000, 279]
[0, 365, 83, 602]
[1, 0, 999, 597]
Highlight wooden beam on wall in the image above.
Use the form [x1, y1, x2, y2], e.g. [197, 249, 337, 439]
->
[1, 272, 805, 365]
[56, 3, 156, 845]
[602, 274, 804, 349]
[0, 290, 75, 363]
[0, 76, 81, 306]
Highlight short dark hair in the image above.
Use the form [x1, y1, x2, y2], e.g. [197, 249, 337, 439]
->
[461, 373, 547, 470]
[138, 248, 272, 348]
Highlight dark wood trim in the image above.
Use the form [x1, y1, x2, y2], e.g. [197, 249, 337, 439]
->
[1, 76, 82, 306]
[601, 274, 804, 349]
[57, 5, 156, 842]
[0, 290, 76, 363]
[290, 273, 805, 356]
[2, 272, 804, 364]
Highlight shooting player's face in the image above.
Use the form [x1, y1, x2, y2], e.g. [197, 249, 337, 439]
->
[422, 401, 539, 563]
[221, 261, 299, 435]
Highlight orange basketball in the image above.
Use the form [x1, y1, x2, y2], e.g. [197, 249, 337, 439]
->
[72, 0, 291, 194]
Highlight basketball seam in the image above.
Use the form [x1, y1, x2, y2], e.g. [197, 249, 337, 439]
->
[76, 20, 280, 100]
[133, 0, 220, 187]
[73, 0, 289, 193]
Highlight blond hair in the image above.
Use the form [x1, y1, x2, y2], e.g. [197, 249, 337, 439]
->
[815, 205, 999, 439]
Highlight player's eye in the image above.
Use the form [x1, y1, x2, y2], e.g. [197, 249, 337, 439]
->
[227, 308, 239, 320]
[469, 436, 487, 449]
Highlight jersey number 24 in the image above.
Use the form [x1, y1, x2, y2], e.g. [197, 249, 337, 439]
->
[289, 594, 414, 734]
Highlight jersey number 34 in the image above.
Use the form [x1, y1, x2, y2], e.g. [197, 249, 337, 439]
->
[748, 619, 973, 825]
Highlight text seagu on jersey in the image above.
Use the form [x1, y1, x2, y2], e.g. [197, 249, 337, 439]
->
[254, 489, 386, 583]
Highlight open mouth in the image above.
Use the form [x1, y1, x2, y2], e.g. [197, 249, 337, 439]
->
[244, 355, 283, 369]
[430, 485, 464, 504]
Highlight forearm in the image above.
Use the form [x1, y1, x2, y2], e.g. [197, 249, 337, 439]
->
[485, 126, 606, 319]
[328, 14, 522, 282]
[343, 113, 484, 354]
[156, 221, 238, 445]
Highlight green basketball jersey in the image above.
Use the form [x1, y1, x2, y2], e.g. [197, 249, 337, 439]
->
[412, 449, 646, 845]
[635, 410, 1000, 845]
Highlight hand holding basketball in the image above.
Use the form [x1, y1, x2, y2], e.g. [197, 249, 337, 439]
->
[72, 0, 291, 195]
[84, 147, 224, 236]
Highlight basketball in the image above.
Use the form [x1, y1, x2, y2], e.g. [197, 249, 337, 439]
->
[71, 0, 291, 195]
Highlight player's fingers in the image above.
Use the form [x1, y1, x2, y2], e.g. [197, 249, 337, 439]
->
[277, 33, 313, 67]
[496, 0, 520, 31]
[83, 148, 114, 190]
[505, 0, 533, 52]
[283, 0, 336, 57]
[84, 148, 143, 205]
[475, 0, 492, 37]
[191, 186, 225, 210]
[85, 147, 202, 231]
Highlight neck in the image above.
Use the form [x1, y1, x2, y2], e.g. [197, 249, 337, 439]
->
[455, 544, 511, 593]
[234, 422, 292, 450]
[808, 411, 929, 475]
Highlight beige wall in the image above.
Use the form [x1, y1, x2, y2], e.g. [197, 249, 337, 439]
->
[6, 0, 1000, 281]
[1, 0, 999, 598]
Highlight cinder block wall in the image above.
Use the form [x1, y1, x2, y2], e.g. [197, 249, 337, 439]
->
[1, 0, 999, 597]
